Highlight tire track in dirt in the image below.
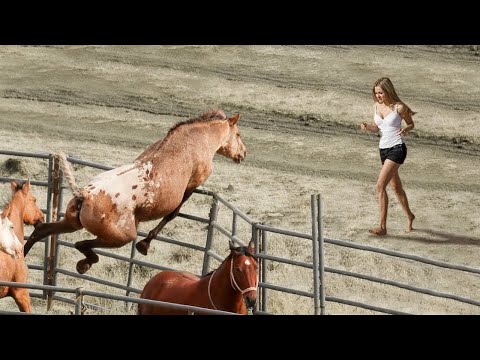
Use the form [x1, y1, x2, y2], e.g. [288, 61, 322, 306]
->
[2, 95, 479, 195]
[93, 54, 480, 113]
[3, 87, 480, 160]
[45, 45, 480, 112]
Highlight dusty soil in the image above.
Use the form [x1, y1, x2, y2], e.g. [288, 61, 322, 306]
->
[0, 45, 479, 314]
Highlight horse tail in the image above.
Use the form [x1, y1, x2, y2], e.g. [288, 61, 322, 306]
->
[55, 152, 81, 198]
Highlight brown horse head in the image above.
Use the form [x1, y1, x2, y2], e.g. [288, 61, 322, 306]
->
[229, 238, 258, 310]
[217, 114, 246, 163]
[9, 180, 44, 227]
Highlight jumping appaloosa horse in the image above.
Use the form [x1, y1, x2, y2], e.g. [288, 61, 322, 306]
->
[24, 109, 246, 274]
[138, 239, 258, 315]
[0, 181, 44, 312]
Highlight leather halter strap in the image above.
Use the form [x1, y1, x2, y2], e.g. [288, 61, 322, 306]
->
[208, 256, 258, 310]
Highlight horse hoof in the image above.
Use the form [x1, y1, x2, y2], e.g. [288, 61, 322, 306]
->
[76, 260, 91, 274]
[135, 241, 149, 256]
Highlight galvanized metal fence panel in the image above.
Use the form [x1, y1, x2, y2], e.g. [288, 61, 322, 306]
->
[1, 150, 480, 315]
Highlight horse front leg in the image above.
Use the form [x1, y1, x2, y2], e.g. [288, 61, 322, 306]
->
[10, 288, 31, 313]
[136, 191, 193, 256]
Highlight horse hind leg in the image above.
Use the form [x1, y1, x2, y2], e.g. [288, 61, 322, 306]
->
[74, 233, 135, 274]
[24, 218, 81, 256]
[74, 239, 101, 274]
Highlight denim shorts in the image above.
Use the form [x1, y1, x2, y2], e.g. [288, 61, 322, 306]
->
[379, 143, 407, 165]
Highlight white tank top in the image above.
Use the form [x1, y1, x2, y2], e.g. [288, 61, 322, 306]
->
[374, 103, 404, 149]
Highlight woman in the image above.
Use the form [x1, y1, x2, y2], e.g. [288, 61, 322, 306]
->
[360, 77, 415, 236]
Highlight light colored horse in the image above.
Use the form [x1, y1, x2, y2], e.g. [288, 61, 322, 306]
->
[0, 180, 44, 312]
[138, 240, 258, 315]
[24, 109, 247, 274]
[0, 216, 22, 259]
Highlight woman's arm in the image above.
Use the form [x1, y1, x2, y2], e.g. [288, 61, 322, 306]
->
[397, 103, 415, 137]
[361, 122, 380, 133]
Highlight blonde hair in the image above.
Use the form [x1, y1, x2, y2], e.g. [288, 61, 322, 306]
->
[372, 77, 416, 116]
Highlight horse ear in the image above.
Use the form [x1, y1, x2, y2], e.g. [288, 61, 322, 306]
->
[248, 239, 255, 254]
[228, 113, 240, 126]
[10, 181, 18, 192]
[22, 180, 31, 193]
[229, 239, 236, 251]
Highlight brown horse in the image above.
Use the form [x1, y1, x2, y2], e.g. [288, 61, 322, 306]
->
[138, 239, 258, 315]
[24, 109, 247, 274]
[0, 181, 44, 312]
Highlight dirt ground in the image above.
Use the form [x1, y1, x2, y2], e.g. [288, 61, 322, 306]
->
[0, 45, 479, 314]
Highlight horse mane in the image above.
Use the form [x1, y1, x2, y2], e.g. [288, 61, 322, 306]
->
[169, 109, 227, 133]
[136, 109, 227, 161]
[201, 244, 254, 278]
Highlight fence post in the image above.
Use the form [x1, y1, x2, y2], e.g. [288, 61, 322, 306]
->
[261, 226, 268, 313]
[47, 155, 60, 310]
[41, 155, 54, 300]
[311, 194, 320, 315]
[252, 223, 260, 314]
[75, 287, 84, 315]
[51, 169, 64, 305]
[202, 196, 219, 276]
[317, 194, 326, 315]
[125, 239, 138, 312]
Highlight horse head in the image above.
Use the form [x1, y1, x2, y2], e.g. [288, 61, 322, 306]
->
[229, 238, 258, 310]
[11, 180, 44, 227]
[0, 216, 22, 259]
[217, 114, 247, 164]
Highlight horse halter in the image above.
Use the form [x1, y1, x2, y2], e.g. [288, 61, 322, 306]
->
[208, 256, 258, 311]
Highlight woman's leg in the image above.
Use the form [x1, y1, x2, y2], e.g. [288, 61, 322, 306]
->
[389, 171, 415, 232]
[370, 159, 400, 235]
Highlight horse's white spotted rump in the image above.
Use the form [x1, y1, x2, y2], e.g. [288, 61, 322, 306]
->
[85, 161, 157, 212]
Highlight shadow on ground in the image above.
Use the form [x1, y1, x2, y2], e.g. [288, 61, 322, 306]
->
[388, 228, 480, 246]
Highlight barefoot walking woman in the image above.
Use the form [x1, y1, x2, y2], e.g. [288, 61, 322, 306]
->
[360, 77, 415, 236]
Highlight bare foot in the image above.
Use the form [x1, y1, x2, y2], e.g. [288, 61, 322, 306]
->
[407, 213, 415, 232]
[369, 227, 387, 236]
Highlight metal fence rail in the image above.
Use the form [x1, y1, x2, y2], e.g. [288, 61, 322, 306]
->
[0, 280, 238, 315]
